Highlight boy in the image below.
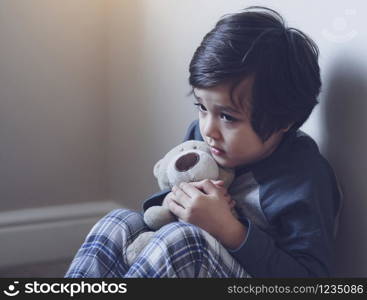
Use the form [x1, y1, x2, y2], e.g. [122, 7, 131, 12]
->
[65, 7, 341, 278]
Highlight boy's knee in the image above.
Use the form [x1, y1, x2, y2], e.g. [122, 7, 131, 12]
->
[99, 208, 144, 227]
[155, 222, 206, 246]
[105, 208, 141, 219]
[160, 221, 202, 234]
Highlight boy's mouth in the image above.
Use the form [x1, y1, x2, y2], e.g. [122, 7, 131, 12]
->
[210, 146, 225, 156]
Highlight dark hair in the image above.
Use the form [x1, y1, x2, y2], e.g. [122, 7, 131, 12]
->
[189, 6, 321, 142]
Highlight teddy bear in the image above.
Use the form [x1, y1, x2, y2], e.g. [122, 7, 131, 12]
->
[125, 140, 236, 266]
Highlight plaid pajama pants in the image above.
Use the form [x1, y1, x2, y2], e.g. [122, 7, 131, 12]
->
[65, 209, 250, 278]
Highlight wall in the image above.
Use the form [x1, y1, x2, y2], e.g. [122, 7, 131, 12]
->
[107, 0, 218, 210]
[0, 0, 109, 211]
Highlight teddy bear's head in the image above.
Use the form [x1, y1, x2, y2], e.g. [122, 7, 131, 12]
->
[153, 140, 234, 190]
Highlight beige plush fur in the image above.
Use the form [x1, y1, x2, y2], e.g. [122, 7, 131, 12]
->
[126, 140, 235, 266]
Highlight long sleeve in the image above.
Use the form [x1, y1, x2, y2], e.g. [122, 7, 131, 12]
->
[228, 158, 341, 277]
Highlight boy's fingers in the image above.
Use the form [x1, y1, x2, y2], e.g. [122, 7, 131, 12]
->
[193, 179, 219, 195]
[176, 182, 202, 198]
[190, 179, 227, 196]
[212, 180, 229, 196]
[190, 179, 223, 188]
[171, 186, 191, 208]
[164, 192, 177, 206]
[168, 200, 185, 218]
[229, 200, 236, 208]
[212, 180, 225, 186]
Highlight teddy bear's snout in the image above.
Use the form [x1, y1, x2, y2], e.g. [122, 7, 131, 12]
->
[175, 152, 199, 172]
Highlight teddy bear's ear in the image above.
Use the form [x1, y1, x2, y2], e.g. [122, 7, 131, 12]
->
[153, 159, 162, 178]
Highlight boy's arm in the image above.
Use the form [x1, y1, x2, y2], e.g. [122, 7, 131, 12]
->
[228, 174, 340, 277]
[142, 120, 202, 211]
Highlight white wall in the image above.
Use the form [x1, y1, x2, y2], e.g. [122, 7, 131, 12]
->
[0, 0, 109, 211]
[0, 0, 366, 276]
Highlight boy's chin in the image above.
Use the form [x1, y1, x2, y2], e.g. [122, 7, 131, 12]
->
[214, 156, 249, 169]
[213, 157, 232, 169]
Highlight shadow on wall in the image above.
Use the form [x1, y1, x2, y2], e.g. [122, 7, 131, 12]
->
[322, 55, 367, 277]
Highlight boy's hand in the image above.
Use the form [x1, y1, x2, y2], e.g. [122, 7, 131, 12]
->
[163, 180, 234, 209]
[162, 191, 175, 209]
[191, 180, 236, 209]
[168, 179, 246, 249]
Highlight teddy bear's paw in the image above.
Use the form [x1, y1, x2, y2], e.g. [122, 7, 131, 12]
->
[144, 206, 176, 230]
[125, 231, 156, 266]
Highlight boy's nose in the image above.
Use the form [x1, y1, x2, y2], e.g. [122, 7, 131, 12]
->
[203, 120, 221, 141]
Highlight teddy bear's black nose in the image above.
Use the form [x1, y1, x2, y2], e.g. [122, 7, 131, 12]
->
[175, 152, 199, 172]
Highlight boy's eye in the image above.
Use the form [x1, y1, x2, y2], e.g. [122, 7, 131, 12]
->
[220, 113, 237, 122]
[194, 103, 207, 112]
[194, 103, 237, 123]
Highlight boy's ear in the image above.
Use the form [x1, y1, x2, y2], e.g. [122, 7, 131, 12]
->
[282, 122, 294, 133]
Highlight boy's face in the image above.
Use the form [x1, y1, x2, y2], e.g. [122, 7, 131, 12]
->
[193, 77, 288, 169]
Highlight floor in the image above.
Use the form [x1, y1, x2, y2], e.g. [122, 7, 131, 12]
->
[0, 259, 72, 278]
